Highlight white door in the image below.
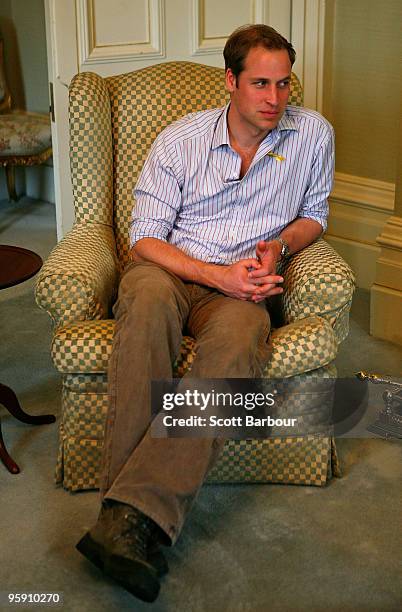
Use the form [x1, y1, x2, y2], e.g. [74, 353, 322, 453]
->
[45, 0, 323, 239]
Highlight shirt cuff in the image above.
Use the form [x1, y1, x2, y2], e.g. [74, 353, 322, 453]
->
[297, 213, 327, 233]
[130, 220, 169, 249]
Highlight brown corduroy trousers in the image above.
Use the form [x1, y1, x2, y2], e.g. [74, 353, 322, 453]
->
[100, 261, 272, 544]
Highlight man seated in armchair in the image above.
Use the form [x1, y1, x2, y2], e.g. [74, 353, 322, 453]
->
[76, 24, 334, 603]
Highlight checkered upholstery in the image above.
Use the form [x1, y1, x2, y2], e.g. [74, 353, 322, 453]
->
[54, 364, 340, 492]
[105, 64, 303, 267]
[69, 73, 113, 227]
[36, 223, 119, 326]
[51, 314, 337, 378]
[35, 62, 353, 492]
[207, 436, 340, 485]
[279, 239, 355, 342]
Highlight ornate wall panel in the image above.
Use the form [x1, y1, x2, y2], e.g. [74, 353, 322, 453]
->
[191, 0, 267, 56]
[77, 0, 165, 65]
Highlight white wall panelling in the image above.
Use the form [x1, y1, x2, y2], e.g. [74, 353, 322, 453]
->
[291, 0, 325, 111]
[191, 0, 265, 56]
[330, 174, 395, 215]
[190, 0, 293, 56]
[265, 0, 291, 39]
[52, 0, 78, 87]
[45, 0, 77, 236]
[77, 0, 165, 65]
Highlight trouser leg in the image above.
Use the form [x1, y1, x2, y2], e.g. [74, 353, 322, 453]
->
[187, 287, 272, 378]
[100, 262, 191, 499]
[103, 282, 272, 544]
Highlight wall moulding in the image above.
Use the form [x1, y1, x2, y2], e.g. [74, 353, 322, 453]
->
[376, 215, 402, 250]
[190, 0, 266, 56]
[370, 285, 402, 346]
[76, 0, 165, 65]
[372, 215, 402, 291]
[331, 172, 395, 214]
[326, 172, 396, 289]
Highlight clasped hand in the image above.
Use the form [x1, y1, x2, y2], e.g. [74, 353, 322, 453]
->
[217, 241, 283, 302]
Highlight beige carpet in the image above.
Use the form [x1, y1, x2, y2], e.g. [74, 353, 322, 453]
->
[1, 197, 401, 612]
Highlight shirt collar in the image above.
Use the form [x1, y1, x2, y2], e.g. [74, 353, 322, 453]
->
[277, 107, 299, 132]
[212, 104, 299, 151]
[211, 104, 231, 149]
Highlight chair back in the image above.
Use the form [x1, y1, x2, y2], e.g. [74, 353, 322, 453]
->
[69, 62, 303, 266]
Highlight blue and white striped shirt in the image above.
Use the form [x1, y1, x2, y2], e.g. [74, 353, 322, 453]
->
[131, 103, 334, 264]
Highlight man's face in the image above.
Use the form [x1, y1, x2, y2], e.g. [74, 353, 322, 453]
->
[226, 46, 292, 140]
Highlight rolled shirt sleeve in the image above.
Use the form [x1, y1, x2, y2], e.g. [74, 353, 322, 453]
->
[297, 123, 335, 232]
[130, 134, 183, 248]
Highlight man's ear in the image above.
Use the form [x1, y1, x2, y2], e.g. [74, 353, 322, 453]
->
[225, 68, 236, 93]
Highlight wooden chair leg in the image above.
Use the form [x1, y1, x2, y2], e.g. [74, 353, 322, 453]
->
[0, 383, 56, 425]
[5, 165, 18, 202]
[0, 418, 20, 474]
[0, 383, 55, 474]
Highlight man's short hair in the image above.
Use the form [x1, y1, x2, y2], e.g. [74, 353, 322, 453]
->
[223, 24, 296, 79]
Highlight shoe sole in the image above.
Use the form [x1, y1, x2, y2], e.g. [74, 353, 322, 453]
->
[105, 553, 160, 602]
[149, 544, 169, 577]
[76, 533, 104, 571]
[76, 533, 160, 603]
[76, 533, 168, 577]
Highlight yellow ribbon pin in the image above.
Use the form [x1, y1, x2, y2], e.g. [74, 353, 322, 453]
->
[267, 152, 286, 162]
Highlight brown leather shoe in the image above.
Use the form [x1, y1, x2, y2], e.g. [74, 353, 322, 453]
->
[76, 502, 166, 602]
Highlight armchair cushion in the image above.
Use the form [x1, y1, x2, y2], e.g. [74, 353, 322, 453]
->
[51, 314, 337, 378]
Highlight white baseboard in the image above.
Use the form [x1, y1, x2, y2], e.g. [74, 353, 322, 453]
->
[0, 162, 55, 204]
[0, 166, 26, 201]
[26, 163, 55, 203]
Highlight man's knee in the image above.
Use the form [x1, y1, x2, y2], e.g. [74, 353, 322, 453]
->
[193, 299, 271, 376]
[198, 298, 270, 344]
[116, 262, 189, 323]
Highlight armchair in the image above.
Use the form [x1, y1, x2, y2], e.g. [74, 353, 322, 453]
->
[36, 62, 355, 492]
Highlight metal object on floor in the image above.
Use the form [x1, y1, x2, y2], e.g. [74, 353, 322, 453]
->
[355, 371, 402, 439]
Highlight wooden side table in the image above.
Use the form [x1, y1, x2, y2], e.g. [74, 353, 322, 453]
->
[0, 245, 56, 474]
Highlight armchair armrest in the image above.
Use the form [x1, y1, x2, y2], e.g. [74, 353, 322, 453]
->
[35, 222, 119, 328]
[279, 238, 355, 343]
